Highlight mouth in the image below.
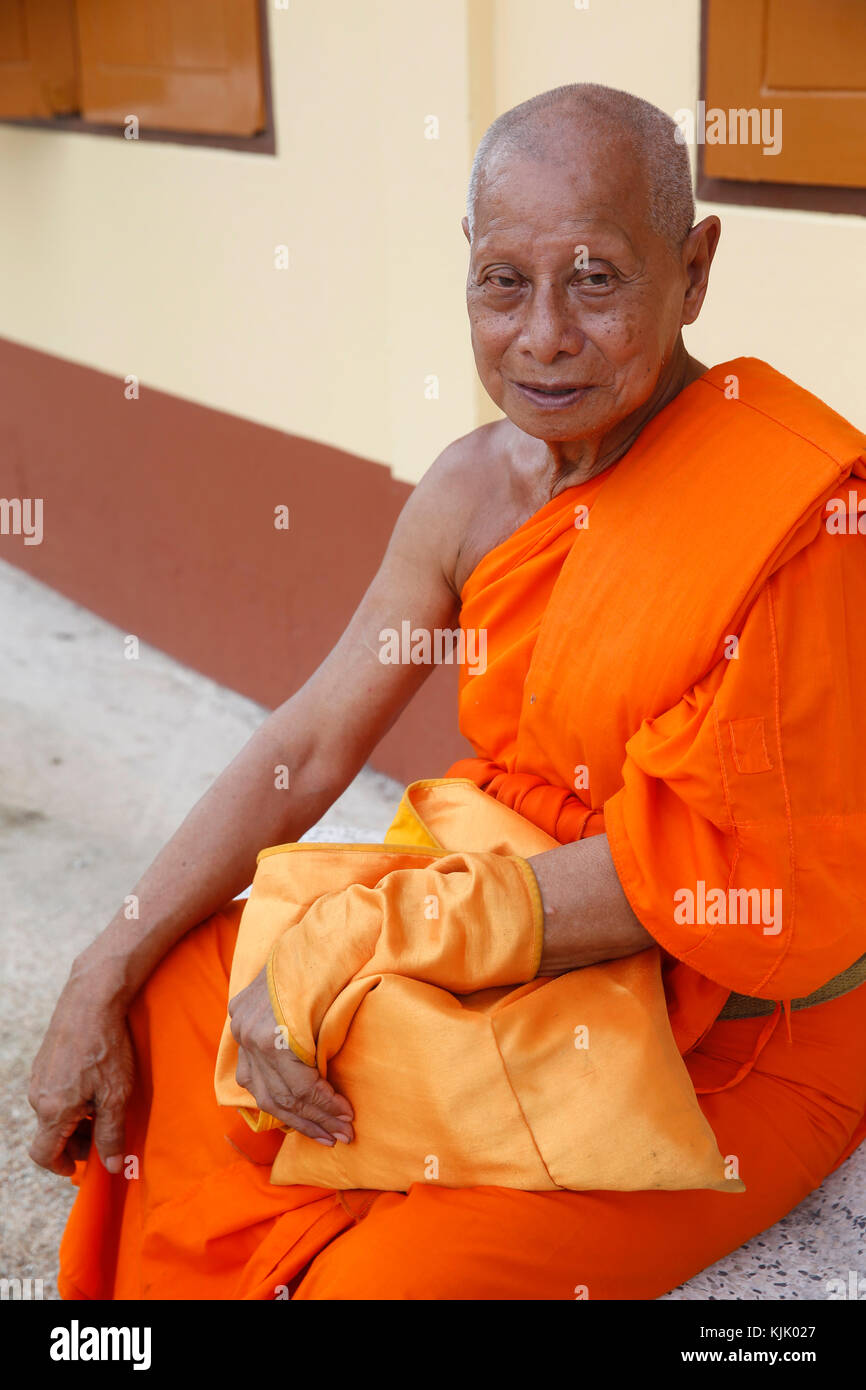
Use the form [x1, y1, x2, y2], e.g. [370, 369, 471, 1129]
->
[512, 381, 590, 409]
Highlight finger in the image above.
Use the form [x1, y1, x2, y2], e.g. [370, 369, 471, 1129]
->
[29, 1118, 79, 1177]
[307, 1083, 354, 1124]
[92, 1100, 127, 1175]
[241, 1051, 351, 1143]
[258, 1062, 355, 1140]
[279, 1112, 337, 1146]
[273, 1089, 353, 1144]
[293, 1097, 353, 1143]
[270, 1107, 337, 1146]
[289, 1073, 355, 1132]
[314, 1077, 354, 1124]
[245, 1078, 338, 1146]
[235, 1051, 252, 1093]
[292, 1089, 354, 1141]
[270, 1053, 355, 1125]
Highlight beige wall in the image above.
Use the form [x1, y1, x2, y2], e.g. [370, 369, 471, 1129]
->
[0, 1, 862, 487]
[0, 1, 480, 484]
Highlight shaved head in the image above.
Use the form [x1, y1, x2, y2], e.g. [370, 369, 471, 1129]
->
[461, 81, 720, 465]
[467, 84, 695, 249]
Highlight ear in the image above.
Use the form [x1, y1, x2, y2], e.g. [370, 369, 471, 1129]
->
[461, 215, 471, 244]
[680, 215, 721, 327]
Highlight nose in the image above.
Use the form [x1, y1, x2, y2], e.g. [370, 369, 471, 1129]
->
[516, 280, 585, 364]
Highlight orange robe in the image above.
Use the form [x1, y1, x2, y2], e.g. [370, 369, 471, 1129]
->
[59, 359, 866, 1300]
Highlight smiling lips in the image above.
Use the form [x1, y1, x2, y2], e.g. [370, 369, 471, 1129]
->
[513, 380, 590, 408]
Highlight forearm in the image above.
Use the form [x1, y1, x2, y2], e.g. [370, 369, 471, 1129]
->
[73, 702, 354, 1003]
[527, 834, 654, 974]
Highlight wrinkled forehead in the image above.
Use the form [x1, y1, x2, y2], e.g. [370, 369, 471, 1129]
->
[472, 131, 654, 253]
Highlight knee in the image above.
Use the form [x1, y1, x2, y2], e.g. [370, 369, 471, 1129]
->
[292, 1230, 466, 1301]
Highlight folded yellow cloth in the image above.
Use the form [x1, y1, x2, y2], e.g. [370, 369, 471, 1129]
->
[266, 845, 543, 1066]
[215, 778, 743, 1193]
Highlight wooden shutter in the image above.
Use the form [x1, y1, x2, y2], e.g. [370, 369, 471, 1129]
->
[705, 0, 866, 187]
[0, 0, 79, 117]
[75, 0, 265, 136]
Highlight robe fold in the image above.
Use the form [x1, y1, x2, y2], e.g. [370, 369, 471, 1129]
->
[59, 358, 866, 1300]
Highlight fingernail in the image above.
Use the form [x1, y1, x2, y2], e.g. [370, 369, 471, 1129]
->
[104, 1155, 123, 1174]
[334, 1132, 352, 1144]
[314, 1137, 335, 1146]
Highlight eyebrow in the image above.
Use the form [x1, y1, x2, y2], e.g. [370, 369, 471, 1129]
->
[473, 234, 640, 277]
[475, 214, 638, 256]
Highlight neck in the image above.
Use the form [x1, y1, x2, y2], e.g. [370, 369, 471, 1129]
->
[543, 340, 706, 498]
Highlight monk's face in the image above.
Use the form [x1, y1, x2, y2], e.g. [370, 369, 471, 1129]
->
[465, 130, 705, 444]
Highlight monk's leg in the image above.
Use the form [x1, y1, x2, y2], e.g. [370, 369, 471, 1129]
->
[293, 989, 866, 1300]
[58, 903, 354, 1301]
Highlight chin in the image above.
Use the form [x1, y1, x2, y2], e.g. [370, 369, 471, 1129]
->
[511, 404, 606, 443]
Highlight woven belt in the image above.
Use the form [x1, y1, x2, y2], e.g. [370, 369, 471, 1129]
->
[718, 953, 866, 1020]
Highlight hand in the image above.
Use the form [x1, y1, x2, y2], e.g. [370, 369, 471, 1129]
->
[229, 966, 354, 1147]
[28, 963, 135, 1178]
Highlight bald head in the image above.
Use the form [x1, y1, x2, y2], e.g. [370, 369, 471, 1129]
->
[466, 84, 695, 250]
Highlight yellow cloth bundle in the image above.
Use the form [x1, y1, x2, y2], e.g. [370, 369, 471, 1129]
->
[215, 778, 743, 1193]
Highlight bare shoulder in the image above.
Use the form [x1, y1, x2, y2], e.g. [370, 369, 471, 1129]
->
[284, 418, 538, 777]
[410, 417, 537, 599]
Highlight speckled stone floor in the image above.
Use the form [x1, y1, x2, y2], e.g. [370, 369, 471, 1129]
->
[1, 561, 862, 1300]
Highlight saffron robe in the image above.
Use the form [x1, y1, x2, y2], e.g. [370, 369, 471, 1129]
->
[214, 778, 740, 1193]
[59, 358, 866, 1299]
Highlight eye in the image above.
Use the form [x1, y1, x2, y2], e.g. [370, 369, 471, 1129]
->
[577, 271, 614, 289]
[485, 271, 523, 290]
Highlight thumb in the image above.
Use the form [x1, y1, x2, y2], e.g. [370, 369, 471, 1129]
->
[92, 1103, 127, 1175]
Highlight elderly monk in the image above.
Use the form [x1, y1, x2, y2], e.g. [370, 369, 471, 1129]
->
[30, 84, 866, 1300]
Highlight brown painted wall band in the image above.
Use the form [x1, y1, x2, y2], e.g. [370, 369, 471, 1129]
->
[0, 337, 474, 785]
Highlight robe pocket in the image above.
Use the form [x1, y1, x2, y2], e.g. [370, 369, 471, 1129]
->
[727, 716, 773, 774]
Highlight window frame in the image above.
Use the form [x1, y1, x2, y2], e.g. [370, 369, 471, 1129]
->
[696, 0, 865, 217]
[0, 0, 276, 156]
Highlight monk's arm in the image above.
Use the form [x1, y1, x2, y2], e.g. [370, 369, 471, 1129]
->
[74, 711, 373, 1001]
[29, 443, 469, 1172]
[528, 835, 654, 974]
[67, 451, 467, 1002]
